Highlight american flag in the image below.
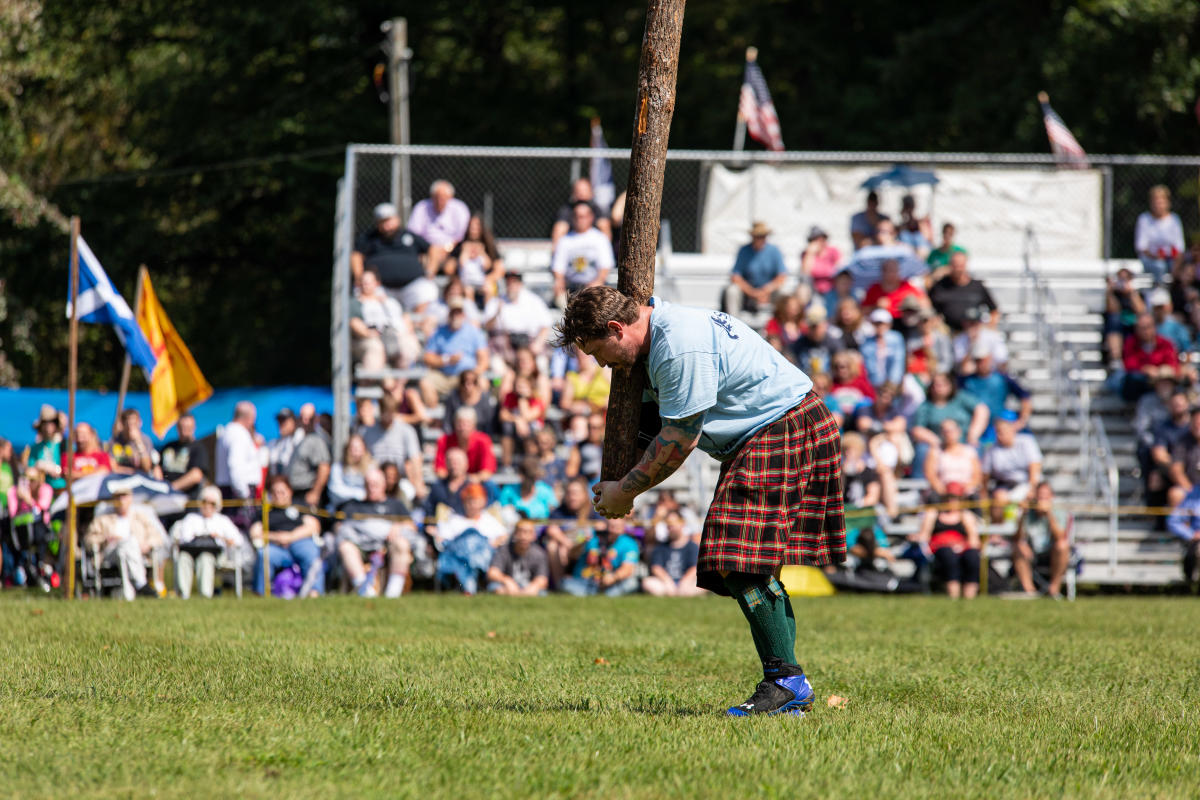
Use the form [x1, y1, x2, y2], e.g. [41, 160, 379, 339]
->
[739, 57, 784, 151]
[1039, 93, 1088, 168]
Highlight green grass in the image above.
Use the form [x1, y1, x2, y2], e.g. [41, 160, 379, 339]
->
[2, 593, 1199, 799]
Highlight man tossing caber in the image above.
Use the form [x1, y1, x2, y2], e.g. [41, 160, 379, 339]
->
[555, 286, 846, 717]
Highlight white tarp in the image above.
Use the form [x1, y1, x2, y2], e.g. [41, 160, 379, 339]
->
[700, 163, 1103, 261]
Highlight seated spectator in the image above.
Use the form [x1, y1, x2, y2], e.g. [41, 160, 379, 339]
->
[1148, 288, 1194, 355]
[444, 213, 504, 304]
[870, 218, 913, 253]
[1167, 484, 1200, 593]
[549, 343, 579, 407]
[420, 298, 489, 406]
[982, 415, 1043, 523]
[485, 271, 554, 359]
[924, 419, 983, 500]
[170, 485, 252, 599]
[361, 396, 426, 503]
[1122, 312, 1180, 402]
[896, 194, 933, 257]
[645, 489, 702, 545]
[765, 294, 805, 356]
[926, 222, 965, 271]
[423, 447, 471, 527]
[850, 190, 890, 250]
[328, 433, 375, 510]
[534, 428, 568, 491]
[337, 468, 419, 598]
[792, 303, 843, 375]
[266, 407, 300, 479]
[382, 378, 431, 430]
[25, 405, 65, 490]
[800, 226, 840, 298]
[642, 511, 704, 596]
[1168, 407, 1200, 508]
[829, 351, 876, 413]
[929, 252, 998, 333]
[350, 203, 436, 307]
[904, 302, 953, 382]
[109, 408, 160, 477]
[911, 372, 989, 468]
[486, 518, 550, 596]
[560, 516, 641, 597]
[407, 179, 470, 254]
[350, 268, 420, 371]
[83, 484, 163, 600]
[498, 456, 558, 520]
[542, 475, 604, 584]
[852, 382, 912, 507]
[822, 269, 859, 321]
[863, 259, 927, 321]
[915, 486, 981, 599]
[812, 372, 844, 428]
[551, 200, 614, 301]
[841, 433, 892, 566]
[560, 347, 611, 413]
[434, 407, 497, 483]
[1013, 482, 1073, 597]
[1141, 386, 1189, 507]
[250, 476, 322, 597]
[1135, 185, 1184, 285]
[159, 412, 209, 499]
[566, 412, 606, 483]
[961, 351, 1032, 431]
[861, 308, 907, 388]
[499, 346, 552, 412]
[551, 177, 612, 245]
[952, 308, 1009, 372]
[1103, 267, 1146, 368]
[435, 482, 508, 594]
[282, 403, 331, 509]
[833, 297, 874, 350]
[443, 369, 497, 437]
[499, 375, 546, 468]
[66, 422, 113, 481]
[723, 221, 787, 315]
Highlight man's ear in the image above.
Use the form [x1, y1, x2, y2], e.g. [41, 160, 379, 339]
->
[607, 320, 624, 337]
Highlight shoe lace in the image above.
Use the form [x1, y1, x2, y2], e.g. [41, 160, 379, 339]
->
[742, 679, 779, 708]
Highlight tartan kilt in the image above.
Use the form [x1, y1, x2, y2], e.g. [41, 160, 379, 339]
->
[697, 393, 846, 595]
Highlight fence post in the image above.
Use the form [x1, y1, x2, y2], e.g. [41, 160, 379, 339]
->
[1102, 165, 1113, 260]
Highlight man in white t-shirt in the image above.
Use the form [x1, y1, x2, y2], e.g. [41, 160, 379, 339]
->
[550, 201, 614, 301]
[486, 270, 554, 355]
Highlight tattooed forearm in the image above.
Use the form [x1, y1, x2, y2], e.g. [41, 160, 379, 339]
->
[618, 412, 704, 497]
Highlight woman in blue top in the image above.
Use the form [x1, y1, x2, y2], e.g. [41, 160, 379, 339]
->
[497, 457, 558, 520]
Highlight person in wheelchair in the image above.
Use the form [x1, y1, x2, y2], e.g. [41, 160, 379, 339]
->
[1012, 482, 1074, 598]
[83, 483, 165, 600]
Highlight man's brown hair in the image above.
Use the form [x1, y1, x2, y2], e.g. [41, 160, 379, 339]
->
[552, 286, 640, 348]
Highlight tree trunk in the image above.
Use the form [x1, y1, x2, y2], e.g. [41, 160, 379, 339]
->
[600, 0, 686, 483]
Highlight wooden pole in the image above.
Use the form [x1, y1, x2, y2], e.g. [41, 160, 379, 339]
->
[113, 265, 147, 431]
[600, 0, 686, 483]
[66, 217, 81, 599]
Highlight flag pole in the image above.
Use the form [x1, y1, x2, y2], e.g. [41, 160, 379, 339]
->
[732, 47, 755, 151]
[113, 265, 147, 432]
[65, 217, 81, 600]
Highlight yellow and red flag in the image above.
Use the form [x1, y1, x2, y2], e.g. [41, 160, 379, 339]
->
[136, 271, 213, 436]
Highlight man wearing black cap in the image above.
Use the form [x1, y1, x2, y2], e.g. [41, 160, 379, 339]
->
[266, 408, 300, 478]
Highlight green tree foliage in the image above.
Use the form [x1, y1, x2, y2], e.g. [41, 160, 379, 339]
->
[1, 0, 1198, 389]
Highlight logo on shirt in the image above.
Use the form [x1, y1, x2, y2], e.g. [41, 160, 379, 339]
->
[710, 312, 739, 340]
[401, 234, 413, 246]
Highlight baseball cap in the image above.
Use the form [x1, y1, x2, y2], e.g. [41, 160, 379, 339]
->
[899, 295, 923, 312]
[805, 304, 828, 325]
[868, 308, 893, 325]
[275, 407, 295, 422]
[373, 202, 399, 221]
[447, 297, 466, 311]
[970, 339, 991, 359]
[1149, 287, 1171, 307]
[807, 225, 828, 241]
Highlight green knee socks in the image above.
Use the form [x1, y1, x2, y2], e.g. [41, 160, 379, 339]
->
[723, 572, 798, 668]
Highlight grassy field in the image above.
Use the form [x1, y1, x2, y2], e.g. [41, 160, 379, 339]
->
[2, 593, 1198, 799]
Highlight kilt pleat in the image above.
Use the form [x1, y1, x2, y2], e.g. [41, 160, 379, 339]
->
[697, 393, 846, 594]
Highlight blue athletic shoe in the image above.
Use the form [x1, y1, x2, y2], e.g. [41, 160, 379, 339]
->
[726, 661, 814, 717]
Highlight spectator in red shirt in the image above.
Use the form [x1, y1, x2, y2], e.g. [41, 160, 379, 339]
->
[863, 259, 927, 325]
[434, 406, 497, 482]
[1123, 313, 1179, 401]
[499, 374, 546, 469]
[830, 351, 876, 413]
[64, 422, 114, 482]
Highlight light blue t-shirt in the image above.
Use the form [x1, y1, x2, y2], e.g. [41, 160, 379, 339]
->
[644, 297, 813, 460]
[426, 322, 487, 376]
[731, 243, 786, 288]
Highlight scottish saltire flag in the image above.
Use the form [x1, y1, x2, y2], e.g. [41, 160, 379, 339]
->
[739, 57, 784, 151]
[1039, 92, 1088, 168]
[589, 118, 616, 214]
[66, 237, 159, 376]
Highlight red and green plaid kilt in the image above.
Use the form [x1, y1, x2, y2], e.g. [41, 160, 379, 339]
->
[697, 393, 846, 594]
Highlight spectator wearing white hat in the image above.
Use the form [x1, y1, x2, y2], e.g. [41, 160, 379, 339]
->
[792, 303, 843, 375]
[170, 485, 252, 598]
[83, 483, 164, 600]
[724, 221, 787, 315]
[1148, 287, 1195, 355]
[860, 307, 907, 387]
